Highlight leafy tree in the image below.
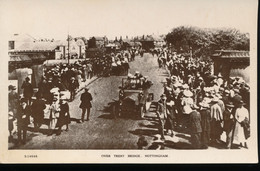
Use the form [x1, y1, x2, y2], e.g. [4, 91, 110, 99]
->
[165, 26, 249, 59]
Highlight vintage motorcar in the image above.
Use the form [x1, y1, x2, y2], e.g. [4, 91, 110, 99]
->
[112, 78, 153, 119]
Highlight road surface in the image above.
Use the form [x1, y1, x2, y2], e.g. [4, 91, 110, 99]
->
[10, 53, 234, 150]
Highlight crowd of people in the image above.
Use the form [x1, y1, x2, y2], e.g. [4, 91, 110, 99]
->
[154, 48, 250, 149]
[8, 78, 72, 145]
[8, 48, 139, 145]
[8, 45, 251, 149]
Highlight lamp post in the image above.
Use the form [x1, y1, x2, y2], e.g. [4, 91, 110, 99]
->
[67, 34, 70, 64]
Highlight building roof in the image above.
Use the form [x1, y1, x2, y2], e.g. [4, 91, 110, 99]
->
[9, 34, 36, 42]
[212, 50, 249, 59]
[151, 35, 164, 42]
[76, 39, 85, 46]
[93, 37, 104, 41]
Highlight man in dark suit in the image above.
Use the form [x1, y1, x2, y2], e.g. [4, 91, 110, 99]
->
[69, 77, 79, 101]
[79, 88, 93, 122]
[31, 94, 46, 131]
[21, 77, 33, 105]
[223, 102, 235, 149]
[190, 105, 202, 149]
[17, 98, 31, 144]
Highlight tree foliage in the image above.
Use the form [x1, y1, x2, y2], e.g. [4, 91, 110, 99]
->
[165, 26, 249, 59]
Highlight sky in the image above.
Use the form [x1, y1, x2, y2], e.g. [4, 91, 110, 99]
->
[0, 0, 257, 40]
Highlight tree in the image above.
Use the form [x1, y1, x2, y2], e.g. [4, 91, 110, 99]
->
[165, 26, 249, 59]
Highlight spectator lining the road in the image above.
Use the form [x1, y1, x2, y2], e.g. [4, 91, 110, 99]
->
[155, 47, 250, 149]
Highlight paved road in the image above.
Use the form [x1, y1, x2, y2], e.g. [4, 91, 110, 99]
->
[12, 53, 172, 149]
[10, 53, 239, 150]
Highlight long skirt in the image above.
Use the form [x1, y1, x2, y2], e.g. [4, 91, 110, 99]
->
[191, 133, 202, 149]
[233, 121, 246, 144]
[210, 119, 223, 140]
[49, 118, 57, 130]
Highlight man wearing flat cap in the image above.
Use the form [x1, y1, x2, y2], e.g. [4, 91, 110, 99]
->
[156, 94, 168, 140]
[79, 87, 93, 122]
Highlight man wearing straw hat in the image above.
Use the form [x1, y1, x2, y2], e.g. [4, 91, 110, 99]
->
[223, 101, 235, 149]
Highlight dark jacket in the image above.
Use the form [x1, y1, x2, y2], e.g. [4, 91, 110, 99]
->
[21, 81, 33, 98]
[31, 99, 46, 119]
[69, 80, 79, 91]
[223, 108, 235, 132]
[79, 92, 93, 108]
[56, 102, 70, 127]
[17, 104, 31, 127]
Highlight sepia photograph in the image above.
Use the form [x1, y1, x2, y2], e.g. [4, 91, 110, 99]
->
[0, 0, 258, 163]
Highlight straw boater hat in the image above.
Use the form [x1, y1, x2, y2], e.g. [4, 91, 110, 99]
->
[50, 87, 59, 94]
[183, 90, 193, 97]
[192, 104, 200, 109]
[173, 82, 182, 88]
[224, 89, 230, 94]
[199, 101, 210, 108]
[160, 94, 167, 99]
[60, 96, 67, 100]
[198, 76, 203, 81]
[182, 84, 189, 89]
[238, 100, 245, 105]
[217, 73, 223, 78]
[225, 102, 234, 108]
[215, 93, 222, 99]
[211, 96, 219, 103]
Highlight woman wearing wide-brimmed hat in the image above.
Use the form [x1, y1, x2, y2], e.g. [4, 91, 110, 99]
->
[56, 96, 70, 135]
[233, 100, 249, 148]
[180, 90, 193, 128]
[223, 101, 235, 149]
[48, 97, 60, 135]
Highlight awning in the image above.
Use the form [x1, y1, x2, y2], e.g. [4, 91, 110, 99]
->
[9, 55, 32, 62]
[30, 53, 47, 60]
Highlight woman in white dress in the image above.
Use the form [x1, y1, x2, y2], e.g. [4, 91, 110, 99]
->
[48, 98, 60, 135]
[233, 100, 249, 148]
